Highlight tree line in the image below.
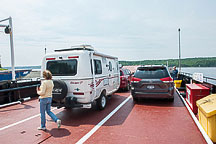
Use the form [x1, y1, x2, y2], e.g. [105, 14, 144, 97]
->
[1, 57, 215, 69]
[119, 57, 216, 67]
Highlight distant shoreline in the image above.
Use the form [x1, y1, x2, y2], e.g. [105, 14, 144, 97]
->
[1, 57, 216, 69]
[120, 57, 216, 67]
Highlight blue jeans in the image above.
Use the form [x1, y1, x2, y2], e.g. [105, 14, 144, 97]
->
[40, 97, 58, 128]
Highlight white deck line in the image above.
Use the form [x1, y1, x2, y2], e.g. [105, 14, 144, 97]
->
[176, 88, 213, 144]
[76, 95, 132, 144]
[0, 107, 57, 131]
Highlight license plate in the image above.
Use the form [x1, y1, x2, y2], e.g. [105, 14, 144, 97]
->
[82, 104, 92, 108]
[147, 85, 155, 89]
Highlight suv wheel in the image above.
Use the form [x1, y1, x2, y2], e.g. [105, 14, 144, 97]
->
[168, 97, 174, 102]
[132, 96, 138, 102]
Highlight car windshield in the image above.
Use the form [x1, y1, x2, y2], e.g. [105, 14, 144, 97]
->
[134, 67, 169, 79]
[46, 59, 77, 76]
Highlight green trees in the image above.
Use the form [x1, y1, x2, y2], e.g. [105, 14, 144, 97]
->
[119, 57, 216, 67]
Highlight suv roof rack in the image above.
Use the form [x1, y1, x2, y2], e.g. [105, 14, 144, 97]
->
[139, 65, 165, 67]
[55, 45, 94, 52]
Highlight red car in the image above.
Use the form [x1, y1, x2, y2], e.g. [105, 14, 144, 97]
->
[119, 69, 132, 91]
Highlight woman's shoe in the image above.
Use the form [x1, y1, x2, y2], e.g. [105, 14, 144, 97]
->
[57, 119, 61, 128]
[37, 127, 46, 130]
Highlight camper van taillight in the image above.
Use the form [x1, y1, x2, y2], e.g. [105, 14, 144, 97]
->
[73, 92, 84, 95]
[46, 58, 56, 60]
[68, 56, 79, 59]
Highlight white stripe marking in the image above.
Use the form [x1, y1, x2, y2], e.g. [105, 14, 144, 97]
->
[76, 95, 132, 144]
[0, 107, 57, 131]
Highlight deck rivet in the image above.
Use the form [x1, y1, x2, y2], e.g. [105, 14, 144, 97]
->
[20, 130, 26, 134]
[35, 133, 41, 137]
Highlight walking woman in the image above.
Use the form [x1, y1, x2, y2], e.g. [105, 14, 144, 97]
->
[37, 70, 61, 130]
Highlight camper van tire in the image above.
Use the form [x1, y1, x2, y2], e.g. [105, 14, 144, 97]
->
[96, 91, 107, 110]
[52, 80, 68, 101]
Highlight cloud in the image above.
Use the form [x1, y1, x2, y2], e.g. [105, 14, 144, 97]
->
[0, 0, 216, 66]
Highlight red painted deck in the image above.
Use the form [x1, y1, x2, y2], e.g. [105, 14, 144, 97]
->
[0, 90, 206, 144]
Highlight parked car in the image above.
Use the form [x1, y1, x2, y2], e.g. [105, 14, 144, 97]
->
[119, 69, 132, 91]
[131, 65, 174, 101]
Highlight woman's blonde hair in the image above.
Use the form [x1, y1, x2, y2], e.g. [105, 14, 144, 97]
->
[43, 70, 52, 80]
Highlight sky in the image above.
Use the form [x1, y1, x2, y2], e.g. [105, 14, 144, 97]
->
[0, 0, 216, 67]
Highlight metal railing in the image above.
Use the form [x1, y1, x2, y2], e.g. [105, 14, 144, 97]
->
[180, 72, 216, 85]
[0, 84, 40, 93]
[0, 79, 41, 105]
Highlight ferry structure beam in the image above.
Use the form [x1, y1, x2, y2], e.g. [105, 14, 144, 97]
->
[178, 28, 181, 72]
[0, 17, 16, 81]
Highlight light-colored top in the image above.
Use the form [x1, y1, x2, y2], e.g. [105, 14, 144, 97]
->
[37, 80, 54, 99]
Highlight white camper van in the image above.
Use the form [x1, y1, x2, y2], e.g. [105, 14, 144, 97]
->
[41, 45, 120, 110]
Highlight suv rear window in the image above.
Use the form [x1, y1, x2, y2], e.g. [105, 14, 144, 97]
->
[134, 67, 169, 79]
[46, 59, 77, 76]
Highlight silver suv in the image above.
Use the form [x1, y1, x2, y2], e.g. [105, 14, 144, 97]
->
[131, 65, 174, 102]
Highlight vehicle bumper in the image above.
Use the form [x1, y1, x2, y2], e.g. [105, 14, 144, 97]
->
[120, 81, 127, 88]
[120, 83, 127, 89]
[131, 91, 174, 99]
[51, 97, 92, 108]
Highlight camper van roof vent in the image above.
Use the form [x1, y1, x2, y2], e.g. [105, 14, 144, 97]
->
[55, 45, 94, 52]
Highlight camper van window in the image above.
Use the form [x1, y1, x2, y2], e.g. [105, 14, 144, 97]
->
[109, 61, 112, 71]
[46, 60, 77, 76]
[94, 59, 102, 74]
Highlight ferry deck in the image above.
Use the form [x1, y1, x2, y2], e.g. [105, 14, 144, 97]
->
[0, 90, 208, 144]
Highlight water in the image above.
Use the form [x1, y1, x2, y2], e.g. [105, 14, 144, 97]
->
[1, 66, 41, 79]
[3, 66, 215, 78]
[181, 67, 216, 85]
[181, 67, 216, 78]
[3, 66, 41, 70]
[2, 66, 216, 84]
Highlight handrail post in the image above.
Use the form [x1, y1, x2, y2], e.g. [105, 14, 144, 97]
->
[8, 17, 16, 81]
[178, 28, 181, 72]
[0, 17, 16, 81]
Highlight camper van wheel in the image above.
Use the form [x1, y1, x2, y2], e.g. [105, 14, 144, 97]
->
[96, 93, 106, 110]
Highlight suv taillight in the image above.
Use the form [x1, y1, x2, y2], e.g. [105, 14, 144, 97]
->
[131, 77, 141, 83]
[160, 77, 173, 82]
